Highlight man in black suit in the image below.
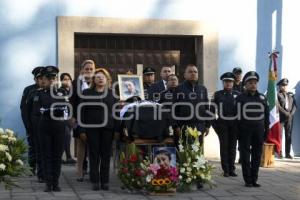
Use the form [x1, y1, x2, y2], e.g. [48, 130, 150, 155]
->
[149, 65, 172, 101]
[277, 78, 297, 159]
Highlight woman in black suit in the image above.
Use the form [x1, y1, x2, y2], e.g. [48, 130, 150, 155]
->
[79, 68, 117, 191]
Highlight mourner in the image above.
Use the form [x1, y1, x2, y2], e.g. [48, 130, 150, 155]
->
[159, 74, 179, 105]
[232, 67, 244, 92]
[143, 67, 156, 99]
[236, 71, 269, 187]
[36, 66, 69, 192]
[79, 68, 118, 191]
[20, 66, 44, 175]
[277, 78, 297, 159]
[149, 65, 172, 101]
[70, 59, 96, 182]
[25, 67, 45, 182]
[211, 72, 240, 177]
[60, 73, 76, 164]
[172, 64, 211, 189]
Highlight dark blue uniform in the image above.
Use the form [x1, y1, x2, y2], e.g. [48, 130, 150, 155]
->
[211, 89, 240, 175]
[37, 87, 69, 190]
[236, 91, 269, 185]
[20, 84, 38, 173]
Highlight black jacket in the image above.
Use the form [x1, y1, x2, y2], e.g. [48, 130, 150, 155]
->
[148, 80, 166, 101]
[172, 80, 211, 130]
[277, 91, 297, 122]
[79, 88, 118, 132]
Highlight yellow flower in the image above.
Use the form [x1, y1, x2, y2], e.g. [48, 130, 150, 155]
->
[187, 127, 199, 138]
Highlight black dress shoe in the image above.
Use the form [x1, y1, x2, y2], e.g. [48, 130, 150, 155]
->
[223, 172, 229, 177]
[92, 183, 100, 191]
[252, 182, 261, 187]
[101, 184, 109, 191]
[245, 183, 252, 187]
[229, 172, 238, 177]
[44, 185, 52, 192]
[53, 185, 61, 192]
[76, 177, 84, 182]
[197, 182, 203, 189]
[286, 155, 293, 159]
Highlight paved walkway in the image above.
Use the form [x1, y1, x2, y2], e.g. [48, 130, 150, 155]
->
[1, 158, 300, 200]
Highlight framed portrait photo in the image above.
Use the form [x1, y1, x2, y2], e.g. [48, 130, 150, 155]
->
[152, 147, 177, 168]
[118, 74, 145, 101]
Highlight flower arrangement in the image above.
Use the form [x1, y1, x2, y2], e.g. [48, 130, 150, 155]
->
[118, 143, 146, 191]
[141, 161, 178, 193]
[177, 127, 214, 190]
[118, 144, 178, 194]
[0, 128, 31, 189]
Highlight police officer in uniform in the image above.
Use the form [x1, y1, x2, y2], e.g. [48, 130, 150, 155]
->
[36, 66, 69, 192]
[20, 66, 44, 174]
[277, 78, 297, 159]
[232, 67, 244, 92]
[25, 67, 45, 182]
[143, 67, 156, 100]
[236, 71, 269, 187]
[211, 72, 240, 177]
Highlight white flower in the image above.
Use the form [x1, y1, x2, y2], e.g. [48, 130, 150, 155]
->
[191, 144, 199, 152]
[0, 144, 8, 152]
[186, 178, 192, 183]
[193, 176, 197, 179]
[193, 155, 206, 169]
[146, 175, 153, 183]
[8, 137, 17, 143]
[0, 163, 6, 171]
[1, 134, 8, 139]
[16, 159, 24, 166]
[183, 163, 188, 167]
[179, 144, 184, 152]
[0, 128, 4, 134]
[187, 167, 192, 172]
[179, 175, 182, 180]
[180, 168, 186, 173]
[5, 129, 14, 137]
[5, 152, 12, 162]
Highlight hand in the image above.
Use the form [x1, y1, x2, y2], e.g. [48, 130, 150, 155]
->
[204, 128, 210, 136]
[80, 133, 87, 142]
[114, 132, 120, 140]
[174, 127, 181, 137]
[70, 117, 77, 128]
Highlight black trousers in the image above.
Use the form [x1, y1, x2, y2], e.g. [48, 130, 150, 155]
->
[26, 130, 36, 173]
[64, 125, 72, 159]
[239, 122, 264, 184]
[216, 121, 237, 173]
[39, 120, 65, 186]
[86, 128, 114, 184]
[31, 117, 44, 179]
[281, 119, 293, 156]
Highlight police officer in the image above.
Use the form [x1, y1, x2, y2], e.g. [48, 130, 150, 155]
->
[232, 67, 244, 92]
[277, 78, 297, 159]
[25, 67, 45, 182]
[20, 66, 44, 174]
[236, 71, 269, 187]
[36, 66, 69, 192]
[211, 72, 240, 177]
[143, 67, 156, 98]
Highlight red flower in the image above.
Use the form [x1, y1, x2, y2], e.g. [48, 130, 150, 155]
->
[130, 154, 138, 162]
[122, 168, 129, 174]
[134, 169, 142, 176]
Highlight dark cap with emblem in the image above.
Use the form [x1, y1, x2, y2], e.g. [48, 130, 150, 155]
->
[143, 67, 156, 75]
[32, 66, 44, 78]
[243, 71, 259, 83]
[232, 67, 242, 74]
[277, 78, 289, 86]
[220, 72, 235, 81]
[41, 66, 59, 77]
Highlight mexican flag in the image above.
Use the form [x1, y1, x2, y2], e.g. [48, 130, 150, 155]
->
[266, 51, 281, 153]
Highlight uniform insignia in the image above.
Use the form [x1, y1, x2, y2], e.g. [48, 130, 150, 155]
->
[33, 96, 39, 102]
[259, 95, 265, 100]
[57, 92, 63, 96]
